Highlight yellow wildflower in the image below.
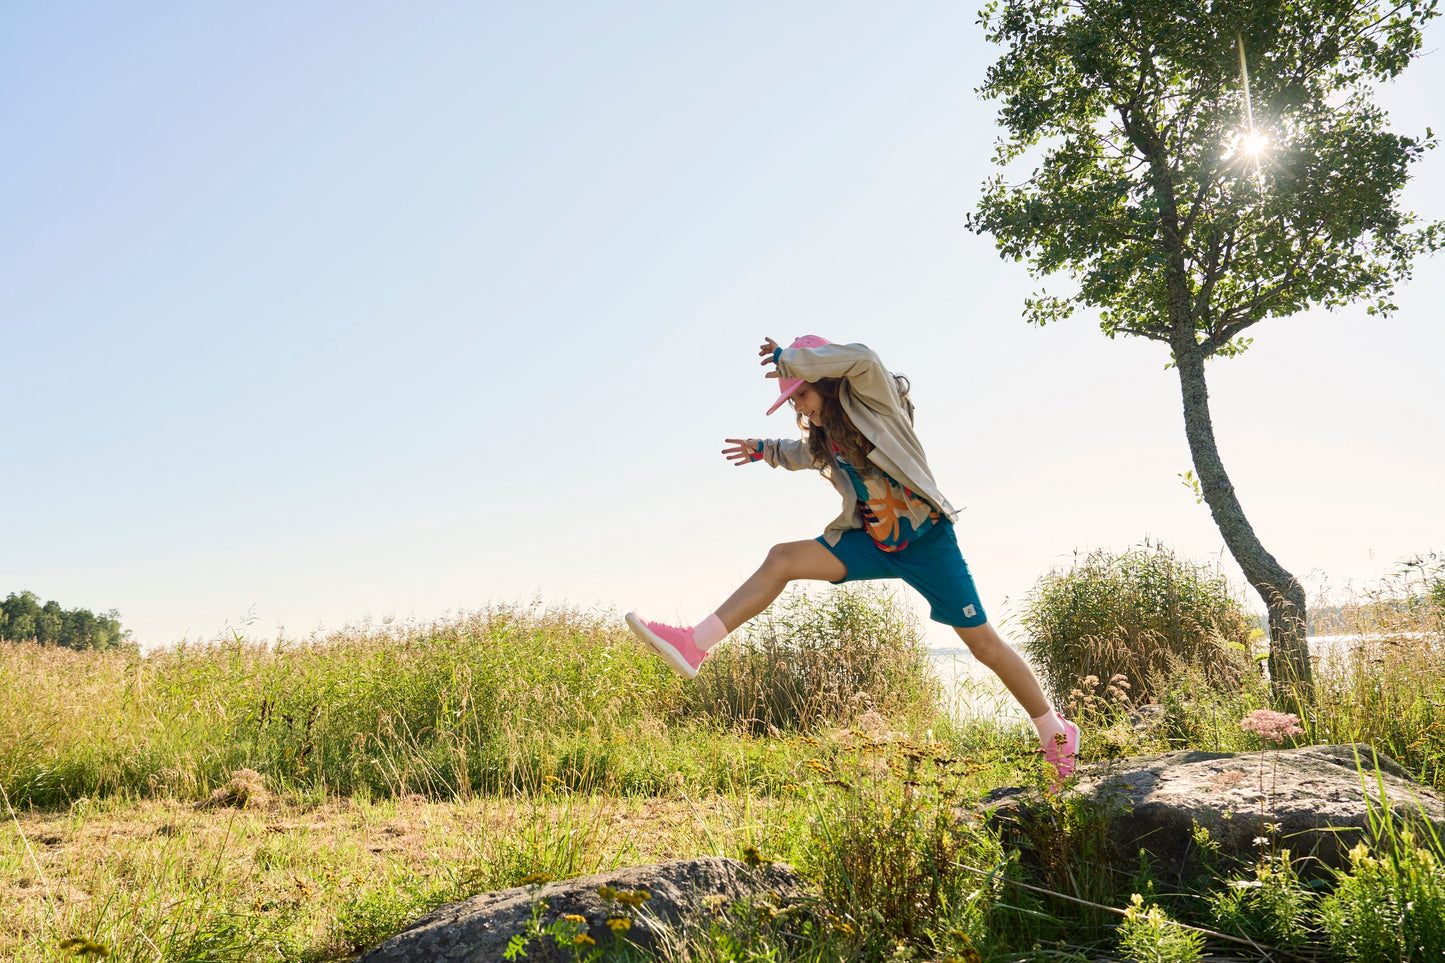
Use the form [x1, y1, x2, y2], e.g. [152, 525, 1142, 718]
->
[606, 917, 631, 932]
[742, 846, 772, 868]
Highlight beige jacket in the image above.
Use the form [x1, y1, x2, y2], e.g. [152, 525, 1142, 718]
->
[756, 342, 959, 546]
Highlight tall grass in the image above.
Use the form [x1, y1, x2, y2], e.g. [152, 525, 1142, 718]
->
[1019, 541, 1257, 709]
[685, 586, 938, 735]
[1309, 565, 1445, 788]
[0, 593, 938, 808]
[2, 605, 686, 804]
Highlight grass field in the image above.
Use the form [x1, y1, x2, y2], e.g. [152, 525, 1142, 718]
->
[3, 576, 1444, 961]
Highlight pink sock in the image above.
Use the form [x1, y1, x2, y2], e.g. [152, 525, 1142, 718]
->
[1031, 709, 1065, 747]
[693, 614, 728, 652]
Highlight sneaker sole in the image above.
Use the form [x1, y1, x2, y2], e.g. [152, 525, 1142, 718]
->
[625, 613, 700, 679]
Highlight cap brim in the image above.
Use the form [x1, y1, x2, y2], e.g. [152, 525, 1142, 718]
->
[766, 378, 805, 415]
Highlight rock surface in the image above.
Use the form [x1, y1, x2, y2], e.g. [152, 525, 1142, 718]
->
[984, 743, 1445, 883]
[355, 856, 807, 963]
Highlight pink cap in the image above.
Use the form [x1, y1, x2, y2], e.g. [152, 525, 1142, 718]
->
[766, 335, 831, 415]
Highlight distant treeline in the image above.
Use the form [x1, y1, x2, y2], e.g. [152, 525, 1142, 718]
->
[1308, 598, 1441, 636]
[0, 590, 128, 650]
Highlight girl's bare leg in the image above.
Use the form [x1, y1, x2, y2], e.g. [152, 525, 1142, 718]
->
[953, 621, 1051, 718]
[714, 540, 847, 632]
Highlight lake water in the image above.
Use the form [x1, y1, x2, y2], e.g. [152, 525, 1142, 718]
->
[929, 646, 1023, 722]
[929, 634, 1429, 721]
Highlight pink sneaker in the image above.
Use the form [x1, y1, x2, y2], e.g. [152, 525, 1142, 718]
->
[1043, 713, 1081, 788]
[625, 613, 707, 679]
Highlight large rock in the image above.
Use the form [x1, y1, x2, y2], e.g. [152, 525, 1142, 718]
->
[355, 856, 808, 963]
[984, 743, 1445, 885]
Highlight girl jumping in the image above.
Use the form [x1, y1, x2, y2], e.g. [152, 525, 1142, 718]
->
[625, 336, 1080, 782]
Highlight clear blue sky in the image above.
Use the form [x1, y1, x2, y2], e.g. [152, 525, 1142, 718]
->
[4, 3, 1442, 650]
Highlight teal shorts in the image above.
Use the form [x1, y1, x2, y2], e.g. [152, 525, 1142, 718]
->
[814, 521, 988, 628]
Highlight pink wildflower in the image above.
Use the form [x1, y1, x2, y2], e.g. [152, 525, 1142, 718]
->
[1240, 709, 1304, 745]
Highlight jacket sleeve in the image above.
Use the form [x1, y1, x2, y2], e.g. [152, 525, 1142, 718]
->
[775, 342, 901, 414]
[757, 438, 817, 471]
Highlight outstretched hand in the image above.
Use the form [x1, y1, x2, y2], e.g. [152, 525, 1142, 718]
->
[722, 438, 760, 467]
[759, 337, 780, 379]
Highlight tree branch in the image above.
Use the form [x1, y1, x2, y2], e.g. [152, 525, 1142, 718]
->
[1192, 228, 1231, 328]
[1177, 151, 1225, 242]
[1204, 263, 1307, 350]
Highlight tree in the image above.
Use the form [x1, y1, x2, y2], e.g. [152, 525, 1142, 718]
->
[37, 600, 64, 644]
[968, 0, 1441, 702]
[1, 591, 41, 642]
[0, 590, 127, 650]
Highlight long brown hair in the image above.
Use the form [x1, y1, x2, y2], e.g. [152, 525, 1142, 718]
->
[800, 374, 914, 478]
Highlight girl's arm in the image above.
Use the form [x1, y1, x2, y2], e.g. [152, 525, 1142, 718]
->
[722, 438, 814, 471]
[722, 438, 765, 466]
[774, 342, 898, 411]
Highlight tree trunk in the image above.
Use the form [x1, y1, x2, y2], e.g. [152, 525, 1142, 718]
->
[1172, 344, 1313, 705]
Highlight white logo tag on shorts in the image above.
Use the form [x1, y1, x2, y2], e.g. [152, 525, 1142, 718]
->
[963, 605, 977, 618]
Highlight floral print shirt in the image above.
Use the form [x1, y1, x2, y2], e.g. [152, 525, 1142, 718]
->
[832, 446, 938, 551]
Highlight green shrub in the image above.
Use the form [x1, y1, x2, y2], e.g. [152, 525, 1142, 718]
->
[1208, 852, 1316, 947]
[684, 585, 939, 734]
[1019, 541, 1257, 709]
[796, 729, 999, 957]
[1316, 765, 1445, 962]
[1117, 894, 1205, 963]
[1320, 837, 1445, 961]
[333, 877, 450, 954]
